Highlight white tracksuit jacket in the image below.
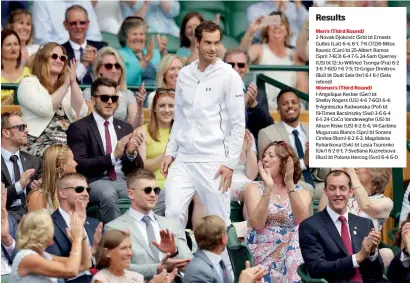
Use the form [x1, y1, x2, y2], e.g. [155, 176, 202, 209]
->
[165, 58, 246, 170]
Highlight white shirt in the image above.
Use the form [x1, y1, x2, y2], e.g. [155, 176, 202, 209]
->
[165, 59, 245, 170]
[92, 111, 122, 174]
[1, 240, 15, 275]
[68, 39, 88, 82]
[1, 148, 24, 207]
[326, 207, 378, 268]
[202, 250, 224, 282]
[58, 207, 93, 279]
[128, 207, 164, 261]
[283, 122, 308, 170]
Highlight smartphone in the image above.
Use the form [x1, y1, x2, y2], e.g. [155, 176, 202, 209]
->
[261, 15, 281, 27]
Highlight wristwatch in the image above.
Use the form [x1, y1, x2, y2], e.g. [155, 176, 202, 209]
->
[170, 248, 179, 258]
[288, 185, 296, 194]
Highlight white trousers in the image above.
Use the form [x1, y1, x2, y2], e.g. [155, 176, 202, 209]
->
[164, 161, 231, 229]
[164, 161, 233, 275]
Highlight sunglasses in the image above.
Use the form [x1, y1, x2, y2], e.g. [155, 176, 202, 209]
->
[51, 53, 67, 62]
[5, 124, 27, 132]
[94, 95, 120, 103]
[103, 63, 121, 70]
[68, 20, 88, 27]
[141, 187, 161, 195]
[227, 62, 246, 69]
[62, 186, 91, 194]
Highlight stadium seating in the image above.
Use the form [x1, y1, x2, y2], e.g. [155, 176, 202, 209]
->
[101, 31, 122, 50]
[297, 263, 327, 283]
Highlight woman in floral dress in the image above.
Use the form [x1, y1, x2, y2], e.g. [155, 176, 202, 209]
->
[245, 141, 313, 283]
[17, 42, 88, 156]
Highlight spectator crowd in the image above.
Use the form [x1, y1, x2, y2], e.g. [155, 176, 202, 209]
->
[2, 1, 409, 283]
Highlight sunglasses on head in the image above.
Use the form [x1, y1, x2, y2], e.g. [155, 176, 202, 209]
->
[5, 124, 27, 132]
[51, 53, 67, 62]
[94, 95, 120, 103]
[62, 186, 91, 194]
[142, 187, 161, 195]
[227, 62, 246, 68]
[68, 20, 88, 27]
[103, 63, 121, 70]
[156, 88, 175, 95]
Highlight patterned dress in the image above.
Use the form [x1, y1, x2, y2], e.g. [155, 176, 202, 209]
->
[247, 182, 304, 283]
[348, 194, 388, 232]
[22, 106, 70, 157]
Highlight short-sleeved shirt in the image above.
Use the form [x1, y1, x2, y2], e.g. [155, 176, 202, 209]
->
[83, 88, 136, 122]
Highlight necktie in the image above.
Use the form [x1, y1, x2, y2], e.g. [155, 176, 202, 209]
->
[292, 129, 315, 188]
[104, 121, 116, 180]
[339, 216, 363, 283]
[10, 155, 25, 207]
[142, 215, 160, 261]
[220, 259, 232, 283]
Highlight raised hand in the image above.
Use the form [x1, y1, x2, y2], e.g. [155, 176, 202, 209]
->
[1, 184, 10, 240]
[91, 222, 103, 256]
[68, 59, 78, 84]
[343, 168, 361, 188]
[214, 13, 220, 25]
[30, 178, 42, 190]
[150, 268, 178, 283]
[152, 229, 177, 255]
[284, 157, 294, 188]
[249, 16, 264, 34]
[244, 129, 254, 151]
[245, 83, 258, 108]
[238, 261, 269, 283]
[20, 168, 35, 188]
[127, 129, 145, 155]
[135, 82, 147, 106]
[258, 161, 274, 195]
[303, 142, 309, 167]
[157, 34, 168, 55]
[145, 36, 155, 62]
[114, 133, 132, 159]
[157, 253, 191, 273]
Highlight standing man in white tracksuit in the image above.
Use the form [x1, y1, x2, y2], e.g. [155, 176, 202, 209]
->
[161, 21, 245, 231]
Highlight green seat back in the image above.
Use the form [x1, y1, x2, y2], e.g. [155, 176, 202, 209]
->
[180, 1, 226, 14]
[222, 35, 240, 50]
[297, 263, 328, 283]
[177, 10, 226, 33]
[226, 225, 254, 283]
[1, 274, 9, 283]
[86, 205, 100, 221]
[101, 32, 121, 50]
[230, 201, 244, 223]
[116, 198, 131, 215]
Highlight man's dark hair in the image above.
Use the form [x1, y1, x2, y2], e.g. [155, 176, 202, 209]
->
[65, 5, 88, 21]
[91, 77, 118, 97]
[276, 88, 299, 105]
[324, 170, 352, 189]
[194, 21, 223, 42]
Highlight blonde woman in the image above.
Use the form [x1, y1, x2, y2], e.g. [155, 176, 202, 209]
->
[146, 54, 183, 109]
[241, 12, 308, 111]
[9, 206, 91, 283]
[27, 144, 78, 213]
[6, 9, 39, 66]
[17, 42, 88, 157]
[82, 46, 146, 128]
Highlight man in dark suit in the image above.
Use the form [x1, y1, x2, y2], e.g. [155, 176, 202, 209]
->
[1, 112, 42, 222]
[62, 5, 107, 85]
[299, 170, 385, 283]
[387, 221, 410, 282]
[67, 78, 144, 223]
[46, 173, 101, 283]
[223, 48, 273, 143]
